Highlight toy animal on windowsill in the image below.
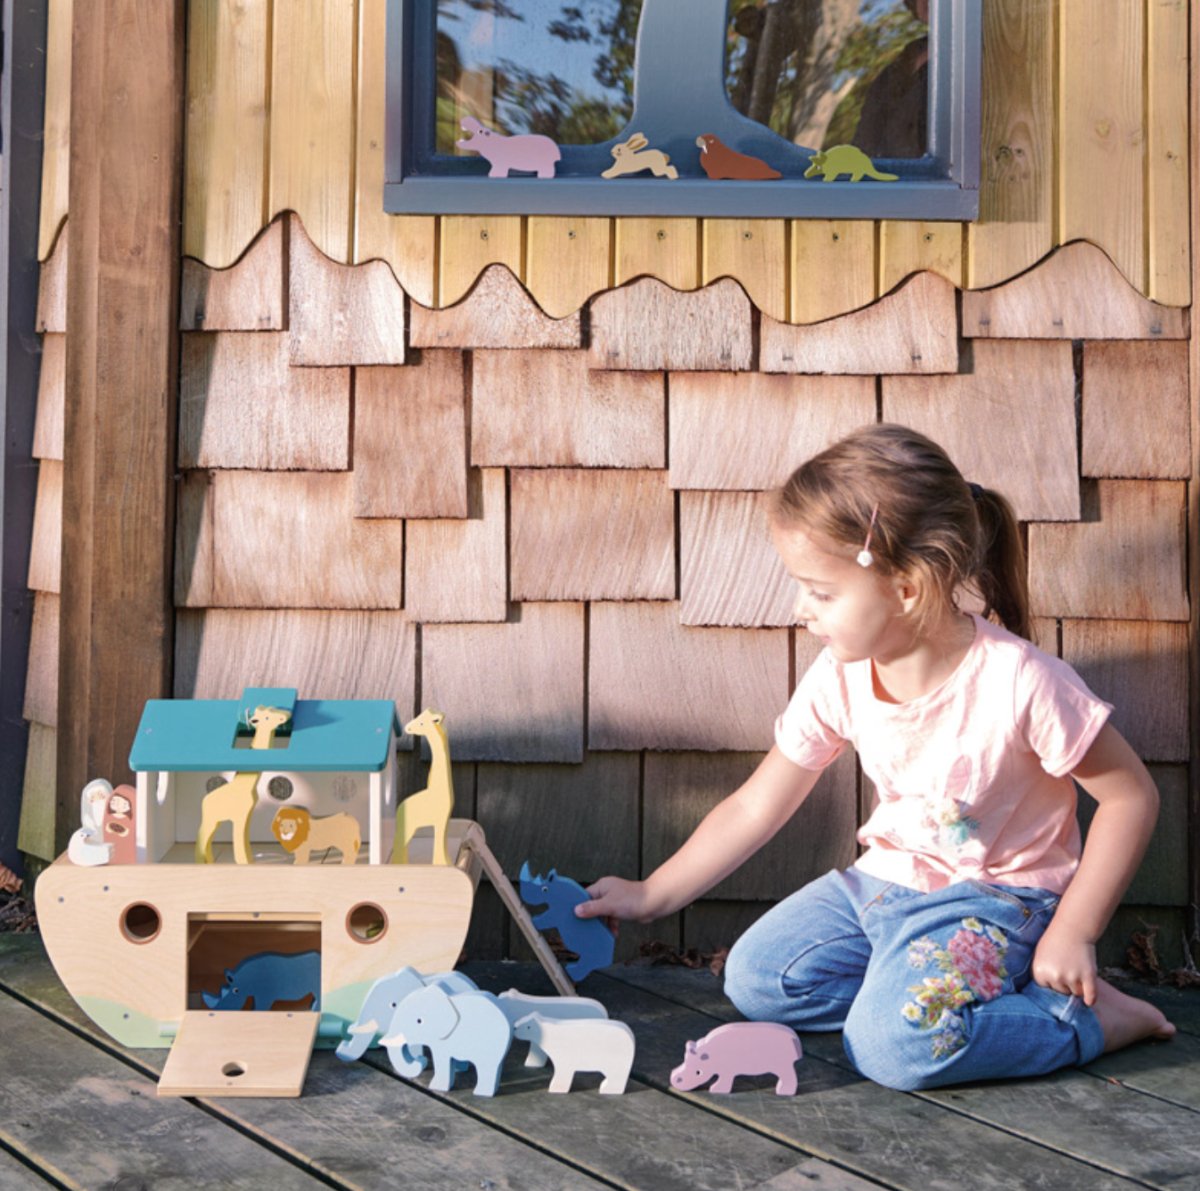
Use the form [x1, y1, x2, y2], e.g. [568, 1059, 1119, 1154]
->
[804, 144, 898, 183]
[456, 116, 561, 179]
[600, 132, 678, 180]
[518, 862, 614, 982]
[695, 133, 781, 180]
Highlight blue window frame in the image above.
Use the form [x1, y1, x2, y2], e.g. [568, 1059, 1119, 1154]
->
[385, 0, 981, 219]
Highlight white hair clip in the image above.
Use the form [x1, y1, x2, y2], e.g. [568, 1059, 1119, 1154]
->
[856, 504, 880, 568]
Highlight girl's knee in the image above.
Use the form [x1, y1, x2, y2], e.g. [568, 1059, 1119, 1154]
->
[842, 1005, 951, 1091]
[723, 938, 785, 1021]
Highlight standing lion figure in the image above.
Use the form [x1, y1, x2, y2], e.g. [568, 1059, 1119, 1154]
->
[271, 807, 361, 866]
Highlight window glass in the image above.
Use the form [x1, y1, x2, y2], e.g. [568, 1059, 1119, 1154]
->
[435, 0, 643, 153]
[725, 0, 929, 157]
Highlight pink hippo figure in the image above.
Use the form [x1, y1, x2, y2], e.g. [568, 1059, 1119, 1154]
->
[456, 117, 561, 179]
[671, 1022, 803, 1096]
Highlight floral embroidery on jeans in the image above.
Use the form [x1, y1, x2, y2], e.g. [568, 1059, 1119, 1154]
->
[902, 920, 1009, 1058]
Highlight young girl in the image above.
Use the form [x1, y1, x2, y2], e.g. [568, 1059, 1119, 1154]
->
[577, 424, 1174, 1090]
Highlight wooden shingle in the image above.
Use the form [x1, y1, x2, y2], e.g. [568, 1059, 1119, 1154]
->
[471, 350, 664, 469]
[643, 748, 858, 901]
[962, 242, 1189, 340]
[588, 278, 753, 372]
[679, 491, 795, 627]
[353, 352, 468, 519]
[422, 603, 585, 762]
[19, 723, 56, 862]
[174, 607, 416, 722]
[1060, 619, 1189, 763]
[180, 218, 285, 330]
[1124, 765, 1189, 904]
[405, 468, 507, 623]
[1028, 481, 1189, 621]
[1081, 341, 1190, 479]
[410, 265, 581, 350]
[175, 471, 215, 607]
[476, 754, 640, 881]
[178, 471, 404, 608]
[761, 271, 959, 375]
[589, 602, 788, 751]
[668, 371, 874, 491]
[883, 340, 1080, 521]
[23, 593, 59, 727]
[288, 214, 406, 365]
[35, 233, 67, 333]
[27, 460, 62, 594]
[179, 332, 350, 470]
[510, 469, 674, 602]
[32, 333, 65, 461]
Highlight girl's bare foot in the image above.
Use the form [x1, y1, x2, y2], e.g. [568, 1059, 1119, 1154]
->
[1090, 978, 1176, 1053]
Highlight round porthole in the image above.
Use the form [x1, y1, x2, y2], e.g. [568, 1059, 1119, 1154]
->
[267, 776, 294, 801]
[346, 902, 388, 943]
[120, 902, 162, 944]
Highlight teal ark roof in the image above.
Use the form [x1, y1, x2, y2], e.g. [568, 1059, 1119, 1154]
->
[129, 689, 398, 773]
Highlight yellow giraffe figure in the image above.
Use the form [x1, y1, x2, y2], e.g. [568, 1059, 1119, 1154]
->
[194, 705, 292, 864]
[392, 708, 455, 865]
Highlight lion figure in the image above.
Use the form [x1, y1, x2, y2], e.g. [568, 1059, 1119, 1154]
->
[271, 807, 361, 866]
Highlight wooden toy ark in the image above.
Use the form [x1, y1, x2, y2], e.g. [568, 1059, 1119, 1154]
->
[519, 861, 615, 982]
[670, 1022, 804, 1095]
[35, 689, 552, 1097]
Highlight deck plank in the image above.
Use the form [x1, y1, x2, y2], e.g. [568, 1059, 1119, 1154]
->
[604, 964, 1199, 1190]
[0, 938, 614, 1191]
[0, 990, 325, 1190]
[0, 1145, 57, 1189]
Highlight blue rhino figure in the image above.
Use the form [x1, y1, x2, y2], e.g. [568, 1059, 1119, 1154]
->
[202, 950, 320, 1011]
[519, 861, 614, 982]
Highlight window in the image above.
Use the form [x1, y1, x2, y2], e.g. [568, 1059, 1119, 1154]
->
[385, 0, 981, 219]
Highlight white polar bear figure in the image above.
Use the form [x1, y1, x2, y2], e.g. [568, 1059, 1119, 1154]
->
[512, 1013, 636, 1095]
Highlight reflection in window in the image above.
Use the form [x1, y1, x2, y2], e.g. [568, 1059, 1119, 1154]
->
[435, 0, 643, 154]
[726, 0, 928, 157]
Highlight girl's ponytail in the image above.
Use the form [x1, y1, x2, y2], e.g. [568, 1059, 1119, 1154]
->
[972, 486, 1032, 642]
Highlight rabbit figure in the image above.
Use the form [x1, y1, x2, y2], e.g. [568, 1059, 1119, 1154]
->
[601, 133, 678, 180]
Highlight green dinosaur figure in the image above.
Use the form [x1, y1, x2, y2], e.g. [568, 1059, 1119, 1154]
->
[804, 144, 898, 183]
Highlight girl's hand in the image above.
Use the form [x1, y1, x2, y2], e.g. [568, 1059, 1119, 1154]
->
[573, 876, 657, 937]
[1031, 921, 1098, 1005]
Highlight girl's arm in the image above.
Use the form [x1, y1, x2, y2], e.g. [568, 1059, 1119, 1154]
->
[1032, 722, 1160, 1004]
[575, 746, 824, 929]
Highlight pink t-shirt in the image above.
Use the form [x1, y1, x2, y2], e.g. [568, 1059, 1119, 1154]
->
[775, 614, 1113, 894]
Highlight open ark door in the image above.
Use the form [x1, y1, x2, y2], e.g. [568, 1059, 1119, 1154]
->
[158, 1010, 319, 1097]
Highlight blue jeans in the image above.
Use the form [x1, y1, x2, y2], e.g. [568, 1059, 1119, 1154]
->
[724, 866, 1105, 1090]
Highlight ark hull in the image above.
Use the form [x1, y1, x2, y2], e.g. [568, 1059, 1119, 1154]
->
[36, 850, 475, 1049]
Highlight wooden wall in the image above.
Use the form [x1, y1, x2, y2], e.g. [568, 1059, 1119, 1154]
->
[24, 0, 1197, 964]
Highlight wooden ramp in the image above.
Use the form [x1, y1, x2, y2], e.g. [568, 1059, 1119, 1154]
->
[0, 933, 1197, 1189]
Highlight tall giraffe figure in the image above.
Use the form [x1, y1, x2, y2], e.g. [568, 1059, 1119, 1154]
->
[194, 705, 292, 864]
[392, 709, 455, 865]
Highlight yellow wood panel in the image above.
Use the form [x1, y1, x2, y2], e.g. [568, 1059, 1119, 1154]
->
[1058, 0, 1144, 289]
[614, 218, 699, 289]
[438, 216, 523, 306]
[525, 217, 612, 319]
[1146, 0, 1190, 306]
[789, 221, 875, 325]
[967, 0, 1055, 289]
[184, 0, 270, 268]
[37, 0, 71, 261]
[878, 222, 963, 293]
[354, 0, 435, 305]
[269, 0, 357, 263]
[701, 220, 787, 322]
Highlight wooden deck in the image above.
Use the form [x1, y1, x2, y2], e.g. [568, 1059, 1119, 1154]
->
[0, 933, 1196, 1190]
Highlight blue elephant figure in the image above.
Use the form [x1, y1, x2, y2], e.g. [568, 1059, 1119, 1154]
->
[336, 965, 477, 1077]
[380, 985, 512, 1096]
[201, 950, 320, 1011]
[519, 861, 614, 982]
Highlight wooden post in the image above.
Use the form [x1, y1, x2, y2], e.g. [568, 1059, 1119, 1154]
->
[57, 1, 184, 853]
[1188, 2, 1199, 960]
